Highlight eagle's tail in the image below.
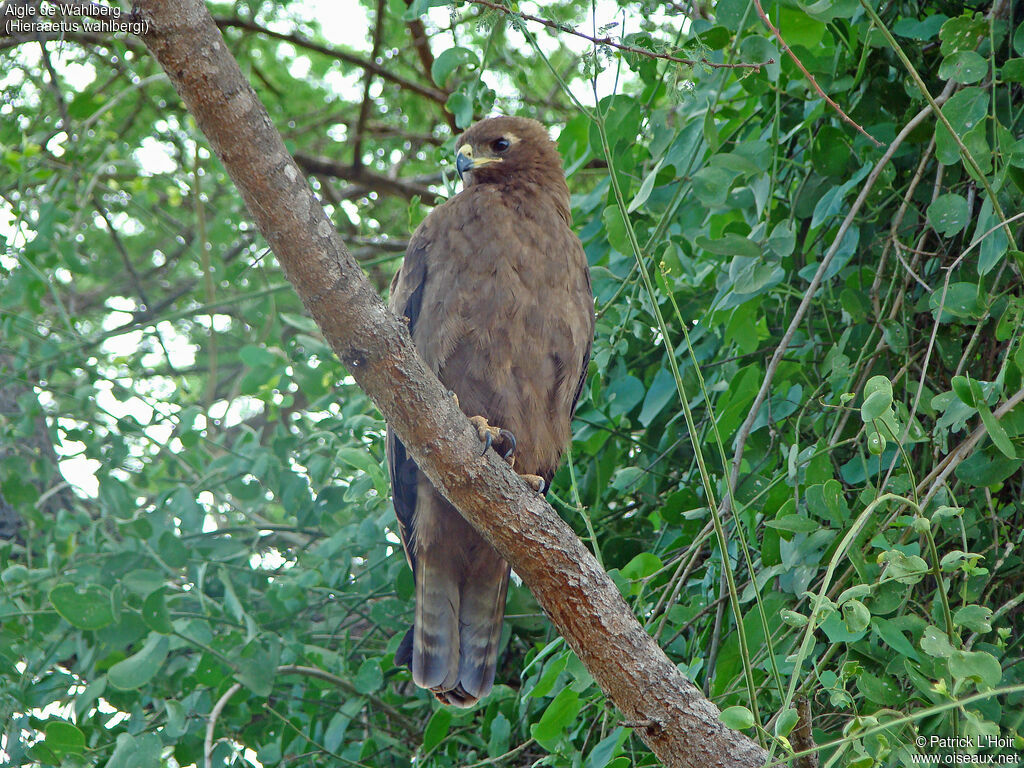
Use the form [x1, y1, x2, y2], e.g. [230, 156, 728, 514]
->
[410, 554, 461, 694]
[405, 552, 510, 708]
[443, 563, 510, 707]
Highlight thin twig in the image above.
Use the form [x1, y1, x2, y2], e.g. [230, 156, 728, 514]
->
[918, 386, 1024, 508]
[204, 682, 241, 768]
[752, 0, 880, 146]
[293, 152, 439, 200]
[463, 738, 538, 767]
[214, 16, 449, 104]
[351, 0, 388, 170]
[465, 0, 766, 71]
[35, 37, 71, 131]
[403, 0, 458, 131]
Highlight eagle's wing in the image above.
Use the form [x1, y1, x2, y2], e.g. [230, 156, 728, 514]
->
[385, 231, 429, 578]
[387, 210, 507, 705]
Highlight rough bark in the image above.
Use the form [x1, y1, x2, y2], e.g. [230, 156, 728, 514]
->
[134, 3, 770, 765]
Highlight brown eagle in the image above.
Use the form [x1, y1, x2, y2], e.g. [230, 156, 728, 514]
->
[386, 116, 594, 706]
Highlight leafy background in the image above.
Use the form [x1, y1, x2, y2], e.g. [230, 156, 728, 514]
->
[2, 0, 1024, 765]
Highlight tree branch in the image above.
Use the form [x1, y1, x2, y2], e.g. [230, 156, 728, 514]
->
[134, 3, 768, 765]
[293, 152, 438, 201]
[463, 0, 766, 71]
[214, 16, 449, 105]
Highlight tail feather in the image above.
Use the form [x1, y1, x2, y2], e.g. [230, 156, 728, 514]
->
[453, 566, 510, 702]
[403, 490, 511, 707]
[412, 556, 460, 691]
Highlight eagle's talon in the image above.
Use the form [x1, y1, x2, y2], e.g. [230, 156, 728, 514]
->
[470, 415, 503, 456]
[499, 429, 517, 462]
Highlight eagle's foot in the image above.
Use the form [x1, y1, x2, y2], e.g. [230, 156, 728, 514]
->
[520, 473, 546, 494]
[469, 415, 517, 465]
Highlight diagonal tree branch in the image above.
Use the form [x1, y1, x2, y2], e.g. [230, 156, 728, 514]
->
[133, 2, 769, 765]
[214, 16, 449, 105]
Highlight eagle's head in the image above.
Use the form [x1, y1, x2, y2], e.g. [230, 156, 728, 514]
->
[453, 116, 566, 195]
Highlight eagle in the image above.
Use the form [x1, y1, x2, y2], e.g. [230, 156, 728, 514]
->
[386, 116, 594, 707]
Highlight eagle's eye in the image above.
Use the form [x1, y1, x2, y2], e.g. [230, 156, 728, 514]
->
[491, 138, 510, 153]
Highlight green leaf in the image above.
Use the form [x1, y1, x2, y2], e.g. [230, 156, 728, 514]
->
[639, 367, 677, 426]
[893, 14, 948, 40]
[951, 376, 976, 407]
[279, 312, 319, 333]
[974, 196, 1009, 276]
[239, 344, 279, 368]
[45, 721, 85, 755]
[1003, 58, 1024, 83]
[49, 583, 114, 630]
[604, 375, 645, 418]
[861, 390, 892, 422]
[863, 375, 893, 400]
[780, 609, 808, 628]
[871, 617, 920, 661]
[927, 193, 970, 237]
[775, 708, 799, 738]
[422, 708, 452, 752]
[977, 399, 1016, 459]
[953, 605, 993, 633]
[164, 700, 186, 739]
[697, 233, 762, 259]
[142, 588, 174, 634]
[955, 448, 1021, 486]
[879, 550, 928, 585]
[105, 732, 162, 768]
[234, 650, 277, 697]
[798, 0, 859, 23]
[920, 625, 955, 658]
[940, 13, 988, 56]
[431, 47, 479, 87]
[935, 88, 988, 165]
[939, 51, 988, 84]
[402, 0, 436, 20]
[488, 713, 511, 757]
[445, 91, 474, 129]
[692, 166, 739, 206]
[353, 659, 383, 694]
[857, 671, 901, 706]
[719, 705, 755, 730]
[842, 599, 871, 633]
[956, 376, 1016, 458]
[601, 205, 631, 256]
[949, 650, 1002, 688]
[765, 515, 819, 534]
[528, 653, 568, 699]
[531, 688, 580, 749]
[621, 552, 662, 580]
[108, 633, 170, 689]
[766, 221, 796, 257]
[585, 727, 627, 768]
[930, 282, 984, 320]
[628, 158, 664, 213]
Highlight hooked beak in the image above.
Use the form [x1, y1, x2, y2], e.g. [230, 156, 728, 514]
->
[456, 146, 474, 180]
[455, 144, 500, 181]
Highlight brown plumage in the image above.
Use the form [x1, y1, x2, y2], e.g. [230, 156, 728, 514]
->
[386, 116, 594, 707]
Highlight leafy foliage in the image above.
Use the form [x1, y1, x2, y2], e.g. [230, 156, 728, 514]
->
[2, 0, 1023, 765]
